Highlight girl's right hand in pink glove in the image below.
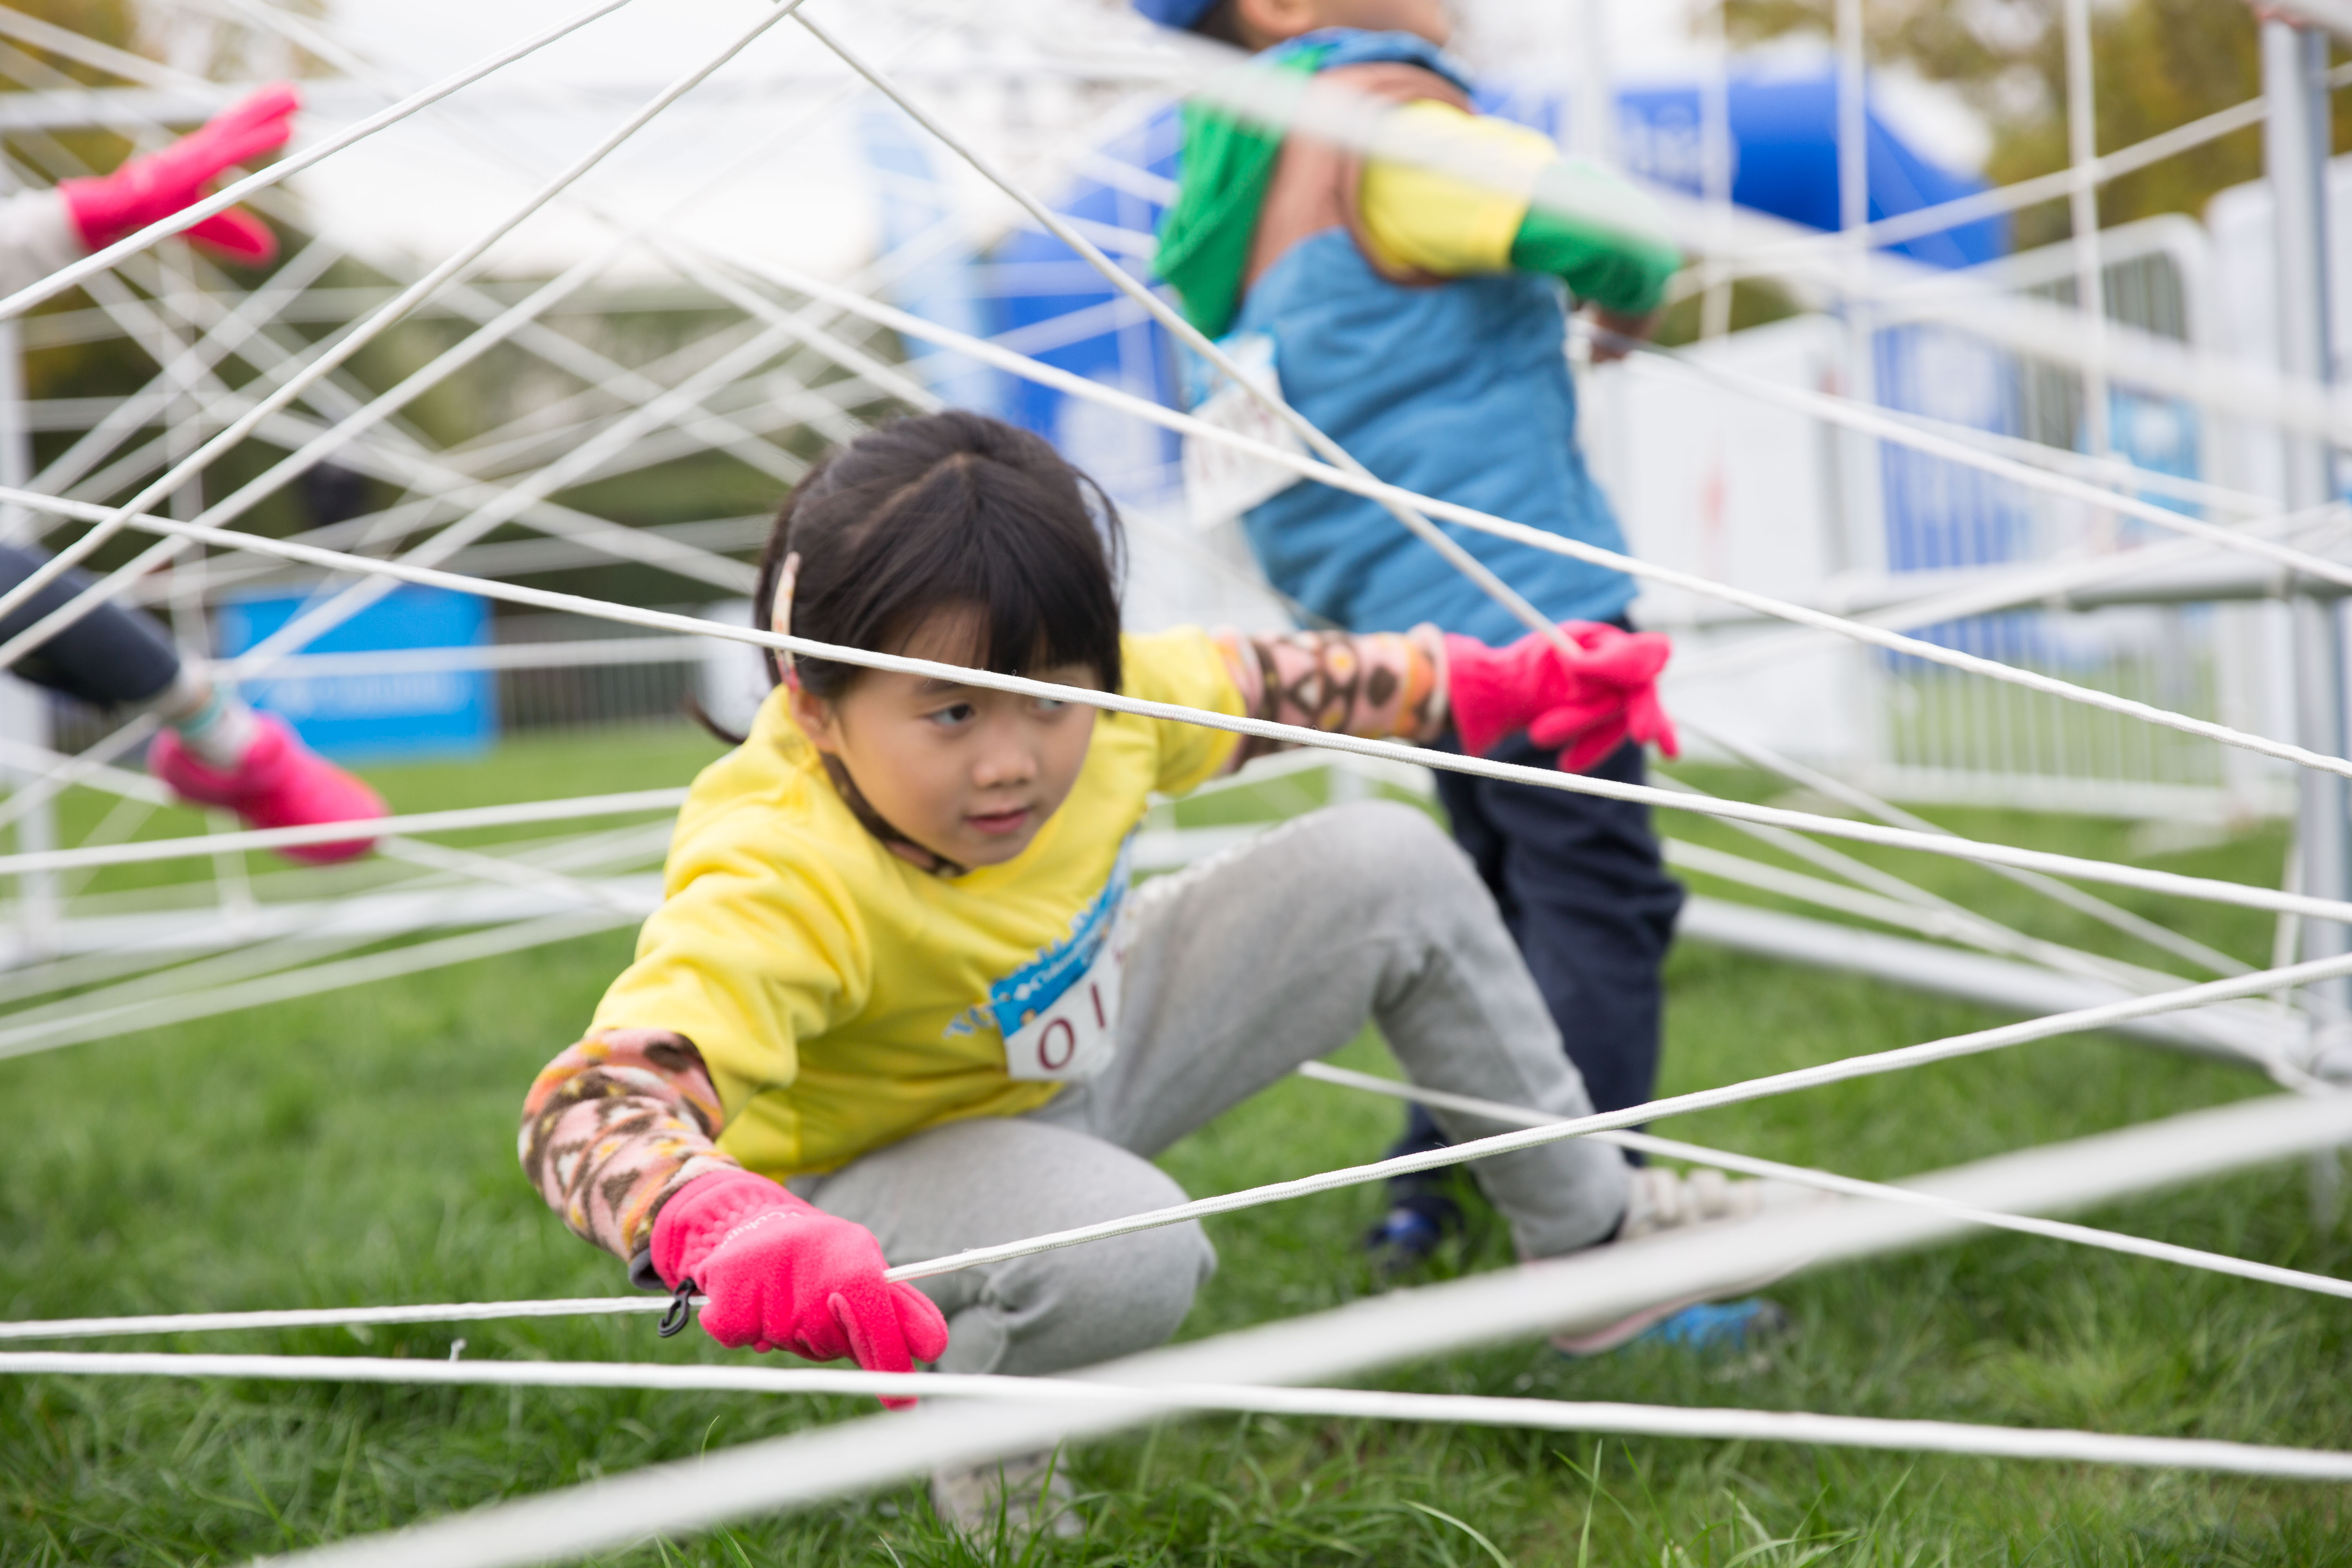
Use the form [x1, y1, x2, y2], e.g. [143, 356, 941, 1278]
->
[61, 83, 298, 264]
[650, 1166, 949, 1406]
[1445, 622, 1679, 773]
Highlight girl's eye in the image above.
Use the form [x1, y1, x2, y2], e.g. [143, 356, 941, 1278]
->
[1032, 698, 1069, 715]
[928, 702, 977, 727]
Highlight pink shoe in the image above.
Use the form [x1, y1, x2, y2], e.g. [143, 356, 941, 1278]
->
[149, 713, 387, 864]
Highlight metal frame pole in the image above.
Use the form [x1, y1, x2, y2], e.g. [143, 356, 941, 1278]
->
[1569, 0, 1615, 168]
[1832, 0, 1891, 784]
[1699, 0, 1735, 340]
[2263, 17, 2350, 1017]
[0, 158, 57, 960]
[1833, 0, 1883, 578]
[2064, 0, 2111, 462]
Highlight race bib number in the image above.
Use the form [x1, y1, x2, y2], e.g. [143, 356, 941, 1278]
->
[1183, 332, 1308, 530]
[1002, 922, 1126, 1082]
[967, 836, 1135, 1084]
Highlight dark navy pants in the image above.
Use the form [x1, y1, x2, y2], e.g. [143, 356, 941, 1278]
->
[1386, 729, 1684, 1201]
[0, 543, 182, 708]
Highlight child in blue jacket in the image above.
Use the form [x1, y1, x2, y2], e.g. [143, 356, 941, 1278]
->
[1142, 0, 1695, 1273]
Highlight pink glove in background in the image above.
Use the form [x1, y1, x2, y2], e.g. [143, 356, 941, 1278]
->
[1445, 622, 1680, 774]
[61, 83, 298, 265]
[651, 1166, 949, 1408]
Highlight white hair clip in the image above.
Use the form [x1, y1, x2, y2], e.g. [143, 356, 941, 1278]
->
[772, 550, 801, 687]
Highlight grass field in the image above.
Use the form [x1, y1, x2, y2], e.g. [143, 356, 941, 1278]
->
[1, 723, 2347, 1565]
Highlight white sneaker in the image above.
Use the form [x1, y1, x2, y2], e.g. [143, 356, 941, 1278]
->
[1617, 1164, 1819, 1241]
[929, 1449, 1083, 1544]
[1551, 1165, 1833, 1356]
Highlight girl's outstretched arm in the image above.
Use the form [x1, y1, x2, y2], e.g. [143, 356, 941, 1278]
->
[1212, 620, 1678, 776]
[1212, 625, 1449, 771]
[518, 1027, 741, 1276]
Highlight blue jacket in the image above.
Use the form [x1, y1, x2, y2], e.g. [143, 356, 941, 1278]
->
[1218, 32, 1640, 643]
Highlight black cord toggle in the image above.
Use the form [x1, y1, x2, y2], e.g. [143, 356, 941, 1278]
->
[658, 1277, 697, 1338]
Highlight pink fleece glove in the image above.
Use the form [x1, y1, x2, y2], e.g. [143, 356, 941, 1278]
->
[61, 84, 298, 265]
[1445, 622, 1680, 774]
[650, 1166, 949, 1408]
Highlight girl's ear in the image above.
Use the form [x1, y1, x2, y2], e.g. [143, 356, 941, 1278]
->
[789, 685, 842, 754]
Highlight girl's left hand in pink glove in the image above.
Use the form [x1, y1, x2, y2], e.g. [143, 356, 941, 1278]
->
[651, 1166, 949, 1408]
[1445, 622, 1679, 774]
[60, 83, 298, 264]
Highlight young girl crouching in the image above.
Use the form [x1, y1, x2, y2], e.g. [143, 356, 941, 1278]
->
[519, 411, 1656, 1525]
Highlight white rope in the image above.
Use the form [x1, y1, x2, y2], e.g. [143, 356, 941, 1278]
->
[0, 1299, 669, 1341]
[0, 17, 2295, 762]
[374, 837, 649, 920]
[659, 73, 2260, 993]
[1664, 500, 2351, 684]
[797, 9, 1595, 679]
[231, 1083, 2352, 1568]
[0, 827, 670, 1017]
[182, 62, 913, 557]
[1659, 835, 2187, 996]
[0, 0, 815, 662]
[0, 47, 951, 836]
[875, 960, 2352, 1287]
[41, 162, 913, 666]
[693, 239, 2352, 788]
[0, 0, 641, 323]
[0, 712, 158, 840]
[0, 910, 631, 1063]
[1794, 390, 2277, 519]
[5, 1351, 2349, 1483]
[258, 0, 956, 499]
[16, 485, 2352, 933]
[1160, 44, 2352, 448]
[1688, 64, 2345, 280]
[1596, 324, 2352, 596]
[0, 7, 813, 505]
[205, 323, 802, 685]
[22, 34, 2314, 802]
[9, 947, 2346, 1341]
[1677, 717, 2256, 980]
[1294, 1065, 2352, 1303]
[0, 24, 2333, 1542]
[0, 930, 391, 1041]
[29, 240, 349, 505]
[0, 788, 687, 876]
[1650, 771, 2194, 999]
[255, 638, 711, 679]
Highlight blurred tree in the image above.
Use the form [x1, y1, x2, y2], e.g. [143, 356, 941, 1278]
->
[1717, 0, 2340, 252]
[1, 0, 137, 69]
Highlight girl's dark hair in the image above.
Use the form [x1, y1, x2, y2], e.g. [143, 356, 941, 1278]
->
[748, 410, 1125, 709]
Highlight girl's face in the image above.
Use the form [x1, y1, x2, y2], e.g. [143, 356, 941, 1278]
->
[791, 608, 1101, 870]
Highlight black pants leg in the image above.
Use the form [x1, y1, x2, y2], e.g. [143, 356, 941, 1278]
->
[1385, 731, 1685, 1206]
[0, 543, 183, 708]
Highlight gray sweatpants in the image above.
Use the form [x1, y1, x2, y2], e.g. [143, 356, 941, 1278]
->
[793, 800, 1630, 1376]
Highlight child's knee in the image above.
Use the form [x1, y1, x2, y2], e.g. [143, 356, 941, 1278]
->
[940, 1218, 1215, 1377]
[1041, 1160, 1217, 1350]
[1086, 1217, 1217, 1341]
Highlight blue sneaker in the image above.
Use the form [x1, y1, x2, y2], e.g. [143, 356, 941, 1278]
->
[1363, 1195, 1463, 1276]
[1637, 1298, 1790, 1352]
[1555, 1296, 1791, 1358]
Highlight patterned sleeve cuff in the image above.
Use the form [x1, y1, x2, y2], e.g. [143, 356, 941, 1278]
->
[518, 1027, 739, 1264]
[1213, 624, 1448, 769]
